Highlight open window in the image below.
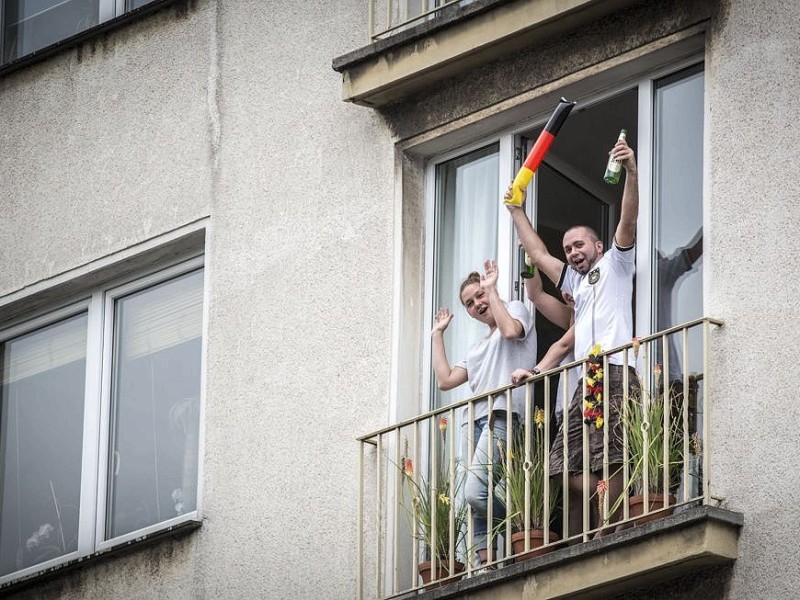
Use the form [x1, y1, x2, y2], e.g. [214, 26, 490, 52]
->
[423, 62, 705, 415]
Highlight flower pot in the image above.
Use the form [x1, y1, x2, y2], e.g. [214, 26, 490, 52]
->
[418, 559, 465, 589]
[628, 493, 676, 525]
[510, 529, 560, 562]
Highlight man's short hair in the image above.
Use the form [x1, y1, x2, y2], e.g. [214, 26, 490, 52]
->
[565, 225, 601, 243]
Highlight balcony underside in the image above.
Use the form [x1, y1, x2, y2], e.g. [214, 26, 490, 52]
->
[416, 505, 742, 600]
[332, 0, 640, 107]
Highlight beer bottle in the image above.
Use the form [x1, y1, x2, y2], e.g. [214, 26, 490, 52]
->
[603, 129, 627, 185]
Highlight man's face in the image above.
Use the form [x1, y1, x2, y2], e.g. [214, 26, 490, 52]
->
[563, 227, 603, 274]
[460, 283, 493, 325]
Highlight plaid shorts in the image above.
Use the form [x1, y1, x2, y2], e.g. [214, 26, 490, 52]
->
[549, 364, 639, 475]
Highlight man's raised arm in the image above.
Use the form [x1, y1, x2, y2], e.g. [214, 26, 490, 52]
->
[612, 139, 639, 249]
[504, 185, 565, 287]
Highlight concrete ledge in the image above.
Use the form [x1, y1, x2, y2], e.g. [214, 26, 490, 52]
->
[417, 505, 743, 599]
[332, 0, 639, 107]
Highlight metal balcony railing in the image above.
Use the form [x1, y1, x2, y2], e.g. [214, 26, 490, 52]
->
[368, 0, 472, 42]
[357, 317, 723, 599]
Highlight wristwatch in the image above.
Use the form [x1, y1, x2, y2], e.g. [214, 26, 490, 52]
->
[532, 367, 541, 375]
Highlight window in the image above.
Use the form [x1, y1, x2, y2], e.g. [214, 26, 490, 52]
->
[432, 143, 499, 408]
[424, 61, 704, 412]
[0, 257, 204, 584]
[1, 0, 164, 66]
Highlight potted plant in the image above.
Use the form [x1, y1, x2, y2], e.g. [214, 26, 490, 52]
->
[610, 364, 686, 525]
[497, 408, 561, 561]
[399, 418, 468, 589]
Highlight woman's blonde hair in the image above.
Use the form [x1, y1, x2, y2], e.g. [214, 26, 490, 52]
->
[458, 271, 481, 305]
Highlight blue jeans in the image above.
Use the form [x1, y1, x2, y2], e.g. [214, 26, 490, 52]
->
[464, 413, 515, 554]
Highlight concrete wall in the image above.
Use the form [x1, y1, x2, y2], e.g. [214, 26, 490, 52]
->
[0, 1, 395, 598]
[378, 0, 800, 597]
[3, 0, 800, 598]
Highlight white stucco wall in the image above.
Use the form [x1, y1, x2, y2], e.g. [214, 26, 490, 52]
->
[0, 1, 394, 598]
[5, 0, 800, 598]
[705, 0, 800, 597]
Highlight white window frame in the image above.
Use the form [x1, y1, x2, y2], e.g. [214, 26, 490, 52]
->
[420, 54, 704, 415]
[0, 0, 163, 67]
[0, 252, 206, 586]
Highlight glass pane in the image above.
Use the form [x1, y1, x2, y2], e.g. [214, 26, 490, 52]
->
[433, 144, 498, 408]
[653, 66, 704, 380]
[0, 313, 87, 576]
[106, 269, 203, 540]
[125, 0, 153, 10]
[2, 0, 100, 64]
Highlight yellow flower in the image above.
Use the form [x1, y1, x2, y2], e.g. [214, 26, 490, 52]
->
[595, 416, 604, 429]
[589, 343, 602, 358]
[438, 493, 450, 506]
[534, 408, 545, 427]
[586, 376, 595, 387]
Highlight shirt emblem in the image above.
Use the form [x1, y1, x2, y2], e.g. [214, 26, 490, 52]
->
[588, 268, 600, 285]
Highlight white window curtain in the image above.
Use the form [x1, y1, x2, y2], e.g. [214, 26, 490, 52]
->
[434, 144, 499, 408]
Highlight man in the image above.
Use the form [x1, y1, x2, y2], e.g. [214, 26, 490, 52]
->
[505, 137, 638, 535]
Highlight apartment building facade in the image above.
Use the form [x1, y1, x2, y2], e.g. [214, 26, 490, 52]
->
[0, 0, 797, 598]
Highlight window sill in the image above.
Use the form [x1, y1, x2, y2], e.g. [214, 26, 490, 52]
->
[414, 505, 743, 599]
[0, 518, 201, 595]
[331, 0, 641, 107]
[0, 0, 186, 79]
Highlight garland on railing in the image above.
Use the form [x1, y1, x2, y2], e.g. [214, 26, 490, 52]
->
[582, 344, 605, 428]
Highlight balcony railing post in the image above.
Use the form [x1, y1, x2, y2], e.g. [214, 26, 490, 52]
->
[466, 399, 475, 571]
[392, 428, 401, 594]
[642, 342, 650, 517]
[368, 0, 375, 42]
[682, 327, 690, 499]
[601, 353, 610, 529]
[581, 358, 590, 541]
[661, 332, 670, 503]
[358, 440, 365, 600]
[622, 351, 630, 522]
[375, 433, 383, 598]
[543, 373, 551, 546]
[703, 318, 711, 505]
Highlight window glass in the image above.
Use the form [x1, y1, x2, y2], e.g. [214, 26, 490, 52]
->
[106, 268, 203, 539]
[0, 313, 88, 576]
[2, 0, 100, 63]
[652, 66, 704, 380]
[125, 0, 152, 10]
[433, 144, 498, 408]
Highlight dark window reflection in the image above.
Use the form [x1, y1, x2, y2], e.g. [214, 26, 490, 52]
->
[0, 314, 87, 576]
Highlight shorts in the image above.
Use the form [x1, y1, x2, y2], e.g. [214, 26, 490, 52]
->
[549, 364, 639, 475]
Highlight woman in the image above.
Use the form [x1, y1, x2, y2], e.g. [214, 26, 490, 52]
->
[430, 259, 537, 566]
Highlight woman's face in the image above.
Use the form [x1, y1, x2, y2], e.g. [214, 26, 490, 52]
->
[460, 283, 493, 325]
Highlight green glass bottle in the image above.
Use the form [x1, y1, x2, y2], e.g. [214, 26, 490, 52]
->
[603, 128, 627, 184]
[520, 252, 537, 279]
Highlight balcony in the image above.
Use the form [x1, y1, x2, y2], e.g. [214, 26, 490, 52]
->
[332, 0, 641, 107]
[357, 318, 742, 599]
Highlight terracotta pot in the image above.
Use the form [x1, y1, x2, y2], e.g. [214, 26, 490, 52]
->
[510, 529, 560, 562]
[628, 493, 676, 525]
[418, 559, 465, 589]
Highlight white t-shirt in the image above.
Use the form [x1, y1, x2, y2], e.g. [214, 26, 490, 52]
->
[559, 244, 635, 365]
[454, 300, 537, 421]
